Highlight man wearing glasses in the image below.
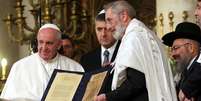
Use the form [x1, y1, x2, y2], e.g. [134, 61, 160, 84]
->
[162, 22, 201, 101]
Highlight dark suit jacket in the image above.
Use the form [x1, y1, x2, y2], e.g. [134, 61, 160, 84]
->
[80, 41, 148, 101]
[178, 55, 201, 101]
[80, 41, 120, 72]
[105, 68, 148, 101]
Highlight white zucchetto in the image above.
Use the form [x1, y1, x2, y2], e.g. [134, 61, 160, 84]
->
[39, 23, 61, 32]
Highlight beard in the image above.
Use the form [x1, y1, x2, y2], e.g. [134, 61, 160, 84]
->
[113, 22, 126, 40]
[176, 56, 191, 73]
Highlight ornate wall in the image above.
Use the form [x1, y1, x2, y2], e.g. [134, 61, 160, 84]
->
[0, 0, 197, 91]
[0, 0, 19, 70]
[1, 0, 156, 62]
[156, 0, 197, 38]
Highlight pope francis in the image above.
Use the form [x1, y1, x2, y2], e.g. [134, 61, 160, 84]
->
[0, 24, 84, 101]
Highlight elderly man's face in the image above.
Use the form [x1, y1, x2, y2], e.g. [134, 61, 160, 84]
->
[195, 1, 201, 27]
[105, 8, 126, 40]
[170, 39, 192, 72]
[37, 28, 61, 61]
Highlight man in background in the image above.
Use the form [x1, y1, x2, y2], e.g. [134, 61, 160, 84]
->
[0, 24, 84, 101]
[80, 12, 119, 72]
[80, 12, 123, 98]
[59, 34, 75, 58]
[195, 0, 201, 27]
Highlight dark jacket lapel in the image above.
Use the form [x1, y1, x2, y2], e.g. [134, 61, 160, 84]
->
[111, 40, 121, 62]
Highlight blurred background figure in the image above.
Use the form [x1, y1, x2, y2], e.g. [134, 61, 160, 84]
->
[59, 34, 75, 58]
[195, 0, 201, 27]
[80, 12, 119, 72]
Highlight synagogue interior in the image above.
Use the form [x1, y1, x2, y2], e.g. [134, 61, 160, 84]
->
[0, 0, 198, 92]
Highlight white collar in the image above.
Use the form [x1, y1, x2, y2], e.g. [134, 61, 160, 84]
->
[101, 41, 118, 56]
[101, 41, 118, 63]
[37, 53, 60, 64]
[196, 52, 201, 63]
[187, 56, 197, 70]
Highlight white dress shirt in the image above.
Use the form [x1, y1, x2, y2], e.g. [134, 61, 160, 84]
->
[101, 41, 118, 65]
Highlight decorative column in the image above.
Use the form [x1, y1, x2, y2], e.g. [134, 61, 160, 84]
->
[156, 0, 197, 38]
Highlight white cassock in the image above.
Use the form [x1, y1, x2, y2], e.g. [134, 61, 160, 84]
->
[112, 19, 177, 101]
[0, 53, 84, 101]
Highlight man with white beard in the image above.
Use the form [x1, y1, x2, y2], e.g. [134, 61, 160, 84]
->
[94, 1, 177, 101]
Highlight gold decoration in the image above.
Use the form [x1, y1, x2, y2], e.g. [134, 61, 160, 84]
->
[3, 0, 35, 44]
[182, 10, 188, 22]
[3, 0, 90, 43]
[3, 0, 100, 61]
[168, 11, 174, 32]
[1, 58, 7, 81]
[3, 0, 156, 61]
[159, 13, 164, 36]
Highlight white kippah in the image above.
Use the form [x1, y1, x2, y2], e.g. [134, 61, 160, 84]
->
[98, 10, 105, 15]
[39, 23, 61, 32]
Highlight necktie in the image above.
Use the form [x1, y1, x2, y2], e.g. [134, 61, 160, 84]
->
[103, 50, 110, 66]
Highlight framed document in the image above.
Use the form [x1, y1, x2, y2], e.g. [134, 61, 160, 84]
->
[41, 68, 111, 101]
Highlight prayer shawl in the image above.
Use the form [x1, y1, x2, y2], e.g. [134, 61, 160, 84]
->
[0, 53, 84, 101]
[112, 19, 177, 101]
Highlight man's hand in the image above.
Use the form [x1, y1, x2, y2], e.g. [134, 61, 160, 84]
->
[93, 94, 107, 101]
[179, 90, 185, 101]
[183, 98, 195, 101]
[179, 90, 194, 101]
